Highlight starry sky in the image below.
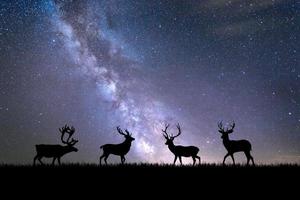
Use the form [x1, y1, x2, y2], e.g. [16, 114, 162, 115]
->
[0, 0, 299, 164]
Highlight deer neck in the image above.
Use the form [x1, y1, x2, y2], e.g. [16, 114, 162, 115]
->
[62, 145, 73, 153]
[168, 142, 176, 153]
[122, 139, 132, 147]
[222, 135, 231, 148]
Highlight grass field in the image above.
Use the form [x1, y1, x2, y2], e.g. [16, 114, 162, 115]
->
[1, 162, 299, 168]
[0, 163, 298, 196]
[0, 163, 300, 170]
[1, 163, 298, 177]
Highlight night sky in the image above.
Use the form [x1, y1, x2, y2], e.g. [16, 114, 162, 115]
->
[0, 0, 299, 164]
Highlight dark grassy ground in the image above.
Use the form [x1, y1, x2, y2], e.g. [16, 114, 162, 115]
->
[1, 162, 299, 168]
[1, 162, 299, 170]
[1, 162, 299, 171]
[1, 163, 299, 179]
[0, 163, 298, 197]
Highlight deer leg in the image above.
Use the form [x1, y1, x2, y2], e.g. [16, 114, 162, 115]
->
[250, 155, 255, 166]
[33, 155, 38, 165]
[38, 157, 44, 165]
[104, 155, 108, 165]
[244, 152, 250, 166]
[196, 155, 201, 164]
[245, 151, 255, 166]
[192, 157, 196, 166]
[99, 154, 106, 165]
[52, 157, 57, 165]
[246, 154, 250, 166]
[57, 157, 61, 165]
[179, 157, 182, 165]
[173, 156, 177, 165]
[230, 154, 235, 165]
[246, 157, 250, 165]
[223, 153, 230, 165]
[244, 151, 249, 165]
[121, 155, 126, 164]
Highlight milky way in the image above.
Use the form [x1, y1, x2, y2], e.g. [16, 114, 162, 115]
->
[0, 0, 299, 164]
[50, 0, 175, 161]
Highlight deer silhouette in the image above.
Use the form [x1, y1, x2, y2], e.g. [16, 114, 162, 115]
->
[218, 121, 255, 165]
[162, 123, 201, 165]
[99, 126, 135, 165]
[33, 125, 78, 165]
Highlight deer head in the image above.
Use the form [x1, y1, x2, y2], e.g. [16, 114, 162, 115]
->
[59, 124, 78, 152]
[217, 121, 235, 139]
[116, 126, 135, 142]
[162, 123, 181, 145]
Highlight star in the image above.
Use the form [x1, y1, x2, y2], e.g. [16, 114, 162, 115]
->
[0, 0, 299, 164]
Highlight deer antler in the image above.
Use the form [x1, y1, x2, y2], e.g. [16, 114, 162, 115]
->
[171, 123, 181, 138]
[59, 125, 68, 144]
[125, 129, 131, 136]
[59, 125, 77, 146]
[218, 121, 225, 133]
[69, 138, 78, 146]
[218, 121, 235, 134]
[162, 123, 170, 139]
[117, 126, 126, 136]
[227, 121, 235, 134]
[65, 126, 75, 143]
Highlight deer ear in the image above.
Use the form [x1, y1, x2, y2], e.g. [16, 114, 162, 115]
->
[218, 130, 223, 133]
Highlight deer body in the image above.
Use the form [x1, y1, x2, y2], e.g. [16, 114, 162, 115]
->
[162, 124, 201, 165]
[167, 143, 199, 157]
[218, 122, 254, 165]
[33, 125, 78, 165]
[100, 126, 135, 165]
[35, 144, 77, 158]
[222, 138, 252, 154]
[100, 140, 132, 156]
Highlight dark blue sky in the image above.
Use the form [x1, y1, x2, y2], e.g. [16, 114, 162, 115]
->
[0, 0, 299, 164]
